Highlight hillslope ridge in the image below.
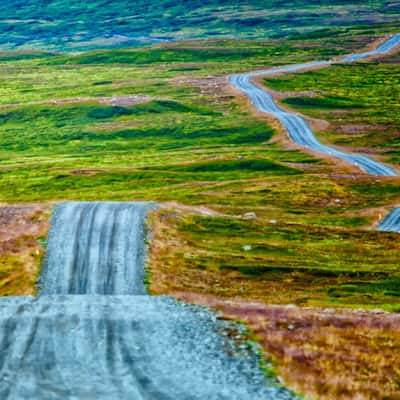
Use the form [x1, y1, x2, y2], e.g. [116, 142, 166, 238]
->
[1, 0, 400, 50]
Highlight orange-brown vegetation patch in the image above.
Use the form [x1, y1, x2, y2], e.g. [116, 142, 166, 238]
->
[267, 88, 327, 101]
[175, 293, 400, 400]
[0, 204, 51, 295]
[89, 119, 140, 132]
[333, 124, 382, 135]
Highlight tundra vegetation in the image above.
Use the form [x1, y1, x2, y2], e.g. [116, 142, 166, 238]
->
[2, 0, 400, 51]
[0, 23, 399, 400]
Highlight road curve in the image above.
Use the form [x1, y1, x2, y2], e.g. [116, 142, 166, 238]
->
[377, 208, 400, 233]
[0, 202, 297, 400]
[230, 34, 400, 176]
[342, 34, 400, 62]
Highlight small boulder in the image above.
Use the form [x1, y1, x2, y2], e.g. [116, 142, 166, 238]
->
[243, 212, 257, 220]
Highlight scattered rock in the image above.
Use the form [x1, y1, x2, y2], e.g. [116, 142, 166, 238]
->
[243, 212, 257, 220]
[287, 324, 295, 331]
[276, 376, 285, 385]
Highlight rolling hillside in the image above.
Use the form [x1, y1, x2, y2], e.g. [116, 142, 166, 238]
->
[1, 2, 400, 398]
[1, 0, 400, 50]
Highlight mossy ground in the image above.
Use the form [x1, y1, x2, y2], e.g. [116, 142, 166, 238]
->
[148, 207, 400, 312]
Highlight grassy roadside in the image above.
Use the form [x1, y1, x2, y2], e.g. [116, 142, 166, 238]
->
[173, 293, 400, 400]
[147, 207, 400, 399]
[148, 208, 400, 311]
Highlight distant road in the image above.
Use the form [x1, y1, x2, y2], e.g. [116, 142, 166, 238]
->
[377, 207, 400, 233]
[230, 34, 400, 176]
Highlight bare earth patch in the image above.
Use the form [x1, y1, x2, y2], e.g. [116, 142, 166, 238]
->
[333, 124, 382, 135]
[173, 76, 234, 104]
[48, 94, 153, 107]
[0, 94, 153, 110]
[159, 201, 222, 217]
[98, 94, 153, 106]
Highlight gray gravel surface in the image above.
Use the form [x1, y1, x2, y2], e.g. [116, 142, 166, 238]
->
[230, 34, 400, 176]
[0, 296, 295, 400]
[0, 202, 297, 399]
[41, 202, 151, 295]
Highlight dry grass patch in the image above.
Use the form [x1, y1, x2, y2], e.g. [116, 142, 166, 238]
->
[0, 204, 51, 295]
[175, 293, 400, 400]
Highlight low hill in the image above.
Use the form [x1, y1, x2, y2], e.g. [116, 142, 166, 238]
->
[1, 0, 399, 51]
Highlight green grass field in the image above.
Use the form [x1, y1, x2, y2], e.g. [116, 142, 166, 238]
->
[1, 34, 400, 311]
[263, 53, 400, 164]
[1, 10, 400, 398]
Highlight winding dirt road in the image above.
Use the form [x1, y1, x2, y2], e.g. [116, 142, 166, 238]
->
[230, 34, 400, 231]
[230, 34, 400, 176]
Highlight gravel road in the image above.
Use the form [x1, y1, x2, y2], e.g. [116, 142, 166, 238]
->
[0, 202, 297, 400]
[230, 34, 400, 176]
